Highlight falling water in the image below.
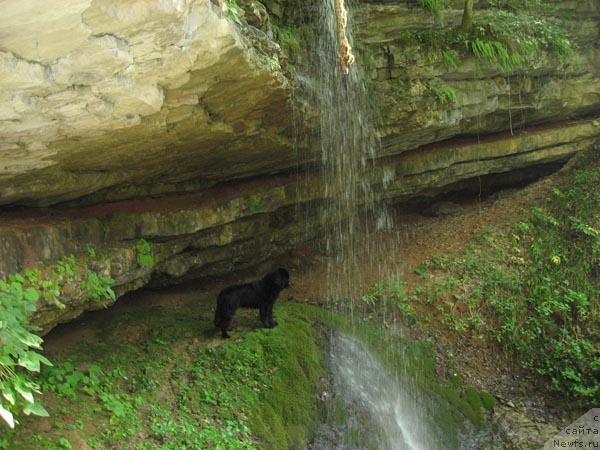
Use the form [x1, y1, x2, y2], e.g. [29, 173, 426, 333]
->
[310, 332, 446, 450]
[293, 2, 504, 449]
[288, 0, 508, 447]
[296, 1, 438, 446]
[297, 0, 390, 302]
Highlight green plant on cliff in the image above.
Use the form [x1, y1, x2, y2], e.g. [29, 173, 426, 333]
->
[248, 194, 265, 213]
[82, 271, 116, 304]
[404, 5, 573, 73]
[428, 83, 458, 105]
[226, 0, 244, 26]
[135, 239, 154, 268]
[0, 282, 51, 429]
[272, 24, 301, 59]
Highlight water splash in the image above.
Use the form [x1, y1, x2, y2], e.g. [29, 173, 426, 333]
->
[310, 332, 445, 450]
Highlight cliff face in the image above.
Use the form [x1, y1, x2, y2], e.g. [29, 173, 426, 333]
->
[357, 0, 600, 155]
[0, 0, 598, 332]
[0, 0, 292, 206]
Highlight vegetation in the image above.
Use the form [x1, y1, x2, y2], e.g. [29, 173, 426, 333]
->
[226, 0, 244, 26]
[135, 239, 154, 269]
[271, 24, 301, 60]
[82, 271, 116, 304]
[0, 280, 50, 429]
[418, 0, 449, 15]
[248, 194, 265, 214]
[412, 0, 573, 73]
[0, 249, 119, 430]
[2, 303, 325, 449]
[0, 253, 84, 428]
[394, 151, 600, 403]
[428, 83, 458, 105]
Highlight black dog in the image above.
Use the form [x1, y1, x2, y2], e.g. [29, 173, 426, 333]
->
[213, 268, 290, 338]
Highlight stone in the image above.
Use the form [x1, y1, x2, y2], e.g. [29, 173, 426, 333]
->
[0, 0, 598, 336]
[0, 0, 292, 206]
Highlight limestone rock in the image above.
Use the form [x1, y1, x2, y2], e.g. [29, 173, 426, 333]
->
[0, 0, 291, 206]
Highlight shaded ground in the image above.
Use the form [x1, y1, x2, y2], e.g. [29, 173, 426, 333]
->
[4, 286, 324, 449]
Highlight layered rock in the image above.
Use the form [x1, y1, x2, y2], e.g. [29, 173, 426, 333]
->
[0, 0, 291, 206]
[0, 117, 595, 333]
[0, 0, 599, 333]
[354, 0, 600, 156]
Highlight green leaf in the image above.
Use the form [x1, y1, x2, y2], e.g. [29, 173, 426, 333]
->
[14, 384, 34, 403]
[38, 354, 53, 367]
[0, 403, 14, 428]
[18, 352, 48, 372]
[15, 330, 43, 349]
[2, 389, 15, 406]
[23, 287, 39, 302]
[23, 401, 49, 417]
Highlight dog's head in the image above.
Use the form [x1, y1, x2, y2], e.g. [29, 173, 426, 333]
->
[264, 268, 290, 290]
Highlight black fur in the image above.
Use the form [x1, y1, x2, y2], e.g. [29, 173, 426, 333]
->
[213, 268, 290, 339]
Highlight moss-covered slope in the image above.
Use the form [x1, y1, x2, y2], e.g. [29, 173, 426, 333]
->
[1, 297, 325, 450]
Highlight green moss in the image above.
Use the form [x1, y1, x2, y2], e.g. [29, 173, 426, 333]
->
[464, 387, 483, 411]
[135, 239, 154, 268]
[273, 25, 301, 58]
[479, 391, 497, 410]
[248, 404, 287, 449]
[3, 302, 325, 450]
[243, 304, 323, 449]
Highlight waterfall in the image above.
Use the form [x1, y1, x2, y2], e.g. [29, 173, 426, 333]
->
[293, 2, 468, 449]
[297, 0, 391, 303]
[295, 3, 502, 449]
[310, 332, 445, 450]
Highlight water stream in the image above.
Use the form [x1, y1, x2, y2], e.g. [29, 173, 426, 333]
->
[298, 2, 502, 449]
[310, 332, 445, 450]
[309, 330, 503, 450]
[298, 0, 390, 302]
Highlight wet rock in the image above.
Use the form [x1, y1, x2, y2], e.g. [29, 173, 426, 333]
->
[496, 406, 560, 449]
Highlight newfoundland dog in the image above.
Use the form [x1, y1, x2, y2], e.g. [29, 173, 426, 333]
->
[213, 268, 290, 338]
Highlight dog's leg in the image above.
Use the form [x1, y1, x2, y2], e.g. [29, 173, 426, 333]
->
[259, 305, 270, 328]
[220, 307, 234, 339]
[221, 318, 232, 338]
[267, 303, 277, 328]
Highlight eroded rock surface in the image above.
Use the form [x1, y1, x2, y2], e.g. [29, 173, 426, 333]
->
[0, 0, 291, 206]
